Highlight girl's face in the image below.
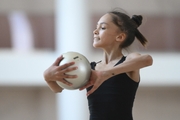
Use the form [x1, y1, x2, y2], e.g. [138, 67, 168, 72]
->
[93, 13, 121, 49]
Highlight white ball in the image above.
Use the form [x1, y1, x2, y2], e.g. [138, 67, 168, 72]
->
[56, 52, 91, 90]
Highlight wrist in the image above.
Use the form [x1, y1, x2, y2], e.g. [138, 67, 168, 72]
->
[102, 69, 117, 79]
[101, 70, 112, 80]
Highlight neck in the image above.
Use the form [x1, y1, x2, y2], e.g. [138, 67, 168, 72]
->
[102, 49, 123, 64]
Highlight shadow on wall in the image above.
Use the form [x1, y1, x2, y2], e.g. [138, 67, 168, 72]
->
[0, 12, 180, 52]
[0, 12, 55, 51]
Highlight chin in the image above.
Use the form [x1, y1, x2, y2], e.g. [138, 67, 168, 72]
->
[93, 43, 99, 48]
[93, 41, 103, 48]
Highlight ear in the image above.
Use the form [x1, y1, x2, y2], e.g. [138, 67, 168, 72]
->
[116, 33, 126, 42]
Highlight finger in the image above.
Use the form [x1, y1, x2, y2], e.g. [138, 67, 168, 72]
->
[64, 74, 78, 79]
[54, 72, 77, 81]
[52, 55, 63, 66]
[62, 66, 78, 73]
[58, 78, 72, 86]
[86, 84, 100, 96]
[79, 82, 92, 91]
[59, 62, 76, 70]
[55, 64, 77, 77]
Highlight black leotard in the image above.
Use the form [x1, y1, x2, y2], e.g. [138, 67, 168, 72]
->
[87, 56, 139, 120]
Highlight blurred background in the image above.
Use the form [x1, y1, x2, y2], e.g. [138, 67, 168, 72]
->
[0, 0, 180, 120]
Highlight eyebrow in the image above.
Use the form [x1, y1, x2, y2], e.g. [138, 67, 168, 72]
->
[97, 22, 109, 26]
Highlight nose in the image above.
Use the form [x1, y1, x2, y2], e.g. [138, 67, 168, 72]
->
[93, 28, 98, 35]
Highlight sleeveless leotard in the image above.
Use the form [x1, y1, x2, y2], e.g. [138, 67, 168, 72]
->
[87, 56, 139, 120]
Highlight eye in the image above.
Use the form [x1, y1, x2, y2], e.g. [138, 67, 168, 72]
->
[100, 25, 106, 30]
[101, 27, 106, 30]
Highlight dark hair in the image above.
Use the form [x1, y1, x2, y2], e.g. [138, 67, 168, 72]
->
[108, 10, 147, 48]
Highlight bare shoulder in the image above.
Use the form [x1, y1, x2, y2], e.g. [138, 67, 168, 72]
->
[126, 52, 153, 64]
[126, 52, 141, 60]
[125, 52, 153, 82]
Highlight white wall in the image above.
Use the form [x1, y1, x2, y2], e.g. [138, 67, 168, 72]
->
[0, 0, 180, 120]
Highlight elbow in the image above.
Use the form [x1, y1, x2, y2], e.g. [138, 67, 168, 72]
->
[145, 55, 153, 66]
[53, 90, 62, 93]
[43, 70, 48, 81]
[51, 88, 63, 93]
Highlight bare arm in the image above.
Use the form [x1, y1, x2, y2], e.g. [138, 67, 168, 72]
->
[43, 55, 77, 93]
[80, 53, 153, 96]
[103, 53, 153, 79]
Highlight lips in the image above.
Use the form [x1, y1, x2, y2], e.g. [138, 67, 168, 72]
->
[94, 37, 100, 40]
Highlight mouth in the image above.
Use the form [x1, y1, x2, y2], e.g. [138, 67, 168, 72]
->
[94, 37, 100, 40]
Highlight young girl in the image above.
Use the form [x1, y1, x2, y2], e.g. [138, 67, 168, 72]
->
[44, 10, 153, 120]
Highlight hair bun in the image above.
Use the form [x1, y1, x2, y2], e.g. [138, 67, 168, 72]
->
[131, 15, 142, 27]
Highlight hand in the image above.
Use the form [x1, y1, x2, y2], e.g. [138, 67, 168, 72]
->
[79, 70, 108, 96]
[43, 55, 78, 92]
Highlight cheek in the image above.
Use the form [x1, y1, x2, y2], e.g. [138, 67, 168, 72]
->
[101, 33, 116, 42]
[100, 32, 109, 40]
